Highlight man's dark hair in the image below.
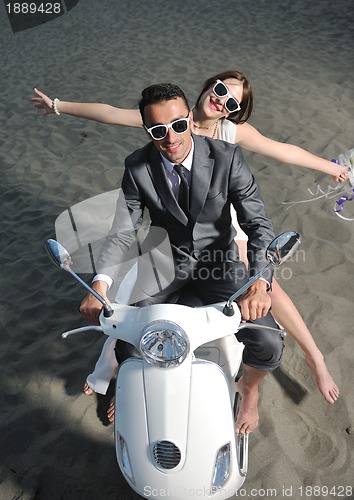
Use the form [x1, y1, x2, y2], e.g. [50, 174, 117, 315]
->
[139, 83, 190, 123]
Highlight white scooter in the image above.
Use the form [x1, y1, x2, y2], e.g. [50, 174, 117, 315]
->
[46, 231, 300, 499]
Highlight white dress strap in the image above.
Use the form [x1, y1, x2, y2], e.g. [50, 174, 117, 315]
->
[218, 120, 248, 242]
[218, 118, 237, 143]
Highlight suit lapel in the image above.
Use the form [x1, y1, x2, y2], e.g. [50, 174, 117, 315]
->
[147, 148, 189, 225]
[146, 136, 214, 226]
[189, 135, 214, 224]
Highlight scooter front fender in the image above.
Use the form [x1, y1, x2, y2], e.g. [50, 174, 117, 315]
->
[115, 357, 245, 499]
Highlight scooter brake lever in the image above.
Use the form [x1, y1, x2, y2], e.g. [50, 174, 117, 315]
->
[61, 326, 103, 339]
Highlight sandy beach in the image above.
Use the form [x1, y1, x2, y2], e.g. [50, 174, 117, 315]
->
[0, 0, 353, 498]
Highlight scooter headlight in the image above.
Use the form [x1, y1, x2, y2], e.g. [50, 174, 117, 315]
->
[139, 320, 189, 368]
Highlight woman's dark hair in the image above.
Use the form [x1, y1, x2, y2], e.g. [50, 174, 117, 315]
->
[194, 70, 253, 124]
[139, 83, 190, 123]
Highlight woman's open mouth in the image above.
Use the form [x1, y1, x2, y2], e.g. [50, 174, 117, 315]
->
[209, 97, 221, 112]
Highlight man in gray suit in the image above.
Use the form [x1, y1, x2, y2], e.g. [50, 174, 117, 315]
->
[80, 83, 283, 435]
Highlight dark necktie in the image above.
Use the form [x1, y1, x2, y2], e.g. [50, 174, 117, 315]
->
[173, 164, 190, 215]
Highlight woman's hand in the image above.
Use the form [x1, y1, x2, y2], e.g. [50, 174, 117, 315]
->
[32, 87, 54, 116]
[331, 163, 349, 183]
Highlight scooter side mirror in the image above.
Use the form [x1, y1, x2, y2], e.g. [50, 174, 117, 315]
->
[266, 231, 301, 266]
[45, 239, 73, 271]
[223, 231, 301, 316]
[45, 239, 114, 317]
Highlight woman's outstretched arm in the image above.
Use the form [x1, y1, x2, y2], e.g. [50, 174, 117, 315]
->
[32, 87, 143, 127]
[236, 121, 348, 183]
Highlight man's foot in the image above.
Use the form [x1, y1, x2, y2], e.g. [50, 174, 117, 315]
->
[83, 381, 94, 396]
[107, 400, 115, 423]
[305, 354, 339, 404]
[235, 376, 260, 435]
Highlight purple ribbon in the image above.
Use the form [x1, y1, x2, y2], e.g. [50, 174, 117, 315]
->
[334, 188, 354, 213]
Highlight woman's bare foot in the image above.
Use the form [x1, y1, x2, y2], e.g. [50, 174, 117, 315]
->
[83, 381, 94, 396]
[305, 354, 339, 404]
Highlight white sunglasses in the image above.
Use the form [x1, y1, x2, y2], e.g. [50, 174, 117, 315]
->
[144, 116, 190, 140]
[213, 80, 241, 113]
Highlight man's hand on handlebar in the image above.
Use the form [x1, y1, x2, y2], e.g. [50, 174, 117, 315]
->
[79, 280, 110, 325]
[238, 279, 271, 322]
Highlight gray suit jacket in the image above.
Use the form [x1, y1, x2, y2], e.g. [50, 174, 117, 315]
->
[97, 134, 275, 284]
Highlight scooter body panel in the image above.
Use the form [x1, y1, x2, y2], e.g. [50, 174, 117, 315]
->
[100, 302, 242, 353]
[115, 356, 245, 499]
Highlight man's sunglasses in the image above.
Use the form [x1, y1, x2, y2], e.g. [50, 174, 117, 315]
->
[144, 116, 190, 140]
[212, 80, 241, 113]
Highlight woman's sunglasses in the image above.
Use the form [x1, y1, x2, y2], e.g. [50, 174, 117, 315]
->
[212, 80, 241, 113]
[144, 116, 190, 140]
